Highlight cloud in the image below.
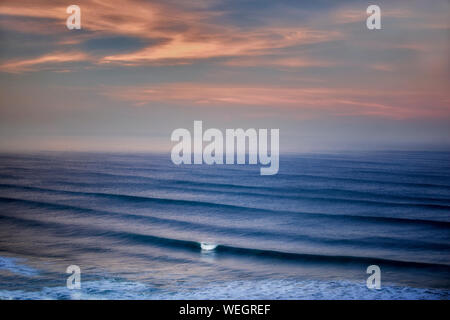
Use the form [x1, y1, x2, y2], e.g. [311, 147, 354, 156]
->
[333, 7, 414, 24]
[101, 83, 450, 120]
[0, 0, 340, 71]
[0, 0, 449, 151]
[223, 56, 334, 68]
[0, 52, 89, 73]
[100, 28, 339, 65]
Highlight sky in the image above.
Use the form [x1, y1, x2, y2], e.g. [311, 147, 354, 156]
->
[0, 0, 449, 152]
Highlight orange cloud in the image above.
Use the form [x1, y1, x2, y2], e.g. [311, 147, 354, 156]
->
[100, 28, 338, 65]
[333, 7, 413, 24]
[101, 83, 450, 120]
[0, 0, 340, 71]
[0, 52, 89, 73]
[223, 56, 334, 68]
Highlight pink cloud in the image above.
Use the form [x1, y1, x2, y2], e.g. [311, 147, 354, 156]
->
[0, 0, 340, 70]
[0, 52, 90, 73]
[101, 83, 450, 120]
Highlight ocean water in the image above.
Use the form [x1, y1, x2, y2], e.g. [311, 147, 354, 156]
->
[0, 151, 449, 300]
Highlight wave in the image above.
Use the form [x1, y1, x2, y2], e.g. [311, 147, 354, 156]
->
[1, 152, 449, 296]
[1, 214, 449, 272]
[1, 183, 450, 225]
[0, 277, 448, 300]
[2, 195, 450, 253]
[0, 256, 38, 276]
[3, 165, 450, 196]
[2, 193, 450, 233]
[166, 183, 450, 206]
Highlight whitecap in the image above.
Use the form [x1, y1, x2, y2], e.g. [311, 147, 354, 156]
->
[200, 242, 217, 251]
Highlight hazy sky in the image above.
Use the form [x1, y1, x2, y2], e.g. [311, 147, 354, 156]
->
[0, 0, 449, 152]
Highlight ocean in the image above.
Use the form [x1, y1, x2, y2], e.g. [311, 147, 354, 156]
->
[0, 151, 449, 299]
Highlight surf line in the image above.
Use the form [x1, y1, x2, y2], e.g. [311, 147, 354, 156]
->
[171, 121, 279, 175]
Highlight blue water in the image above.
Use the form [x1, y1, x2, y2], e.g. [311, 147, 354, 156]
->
[0, 151, 449, 299]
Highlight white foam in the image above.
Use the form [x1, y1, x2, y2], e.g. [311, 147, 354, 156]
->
[200, 242, 217, 251]
[0, 278, 447, 300]
[154, 279, 449, 300]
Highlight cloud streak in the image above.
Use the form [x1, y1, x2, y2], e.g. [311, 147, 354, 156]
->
[0, 52, 89, 73]
[0, 0, 340, 71]
[102, 83, 450, 120]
